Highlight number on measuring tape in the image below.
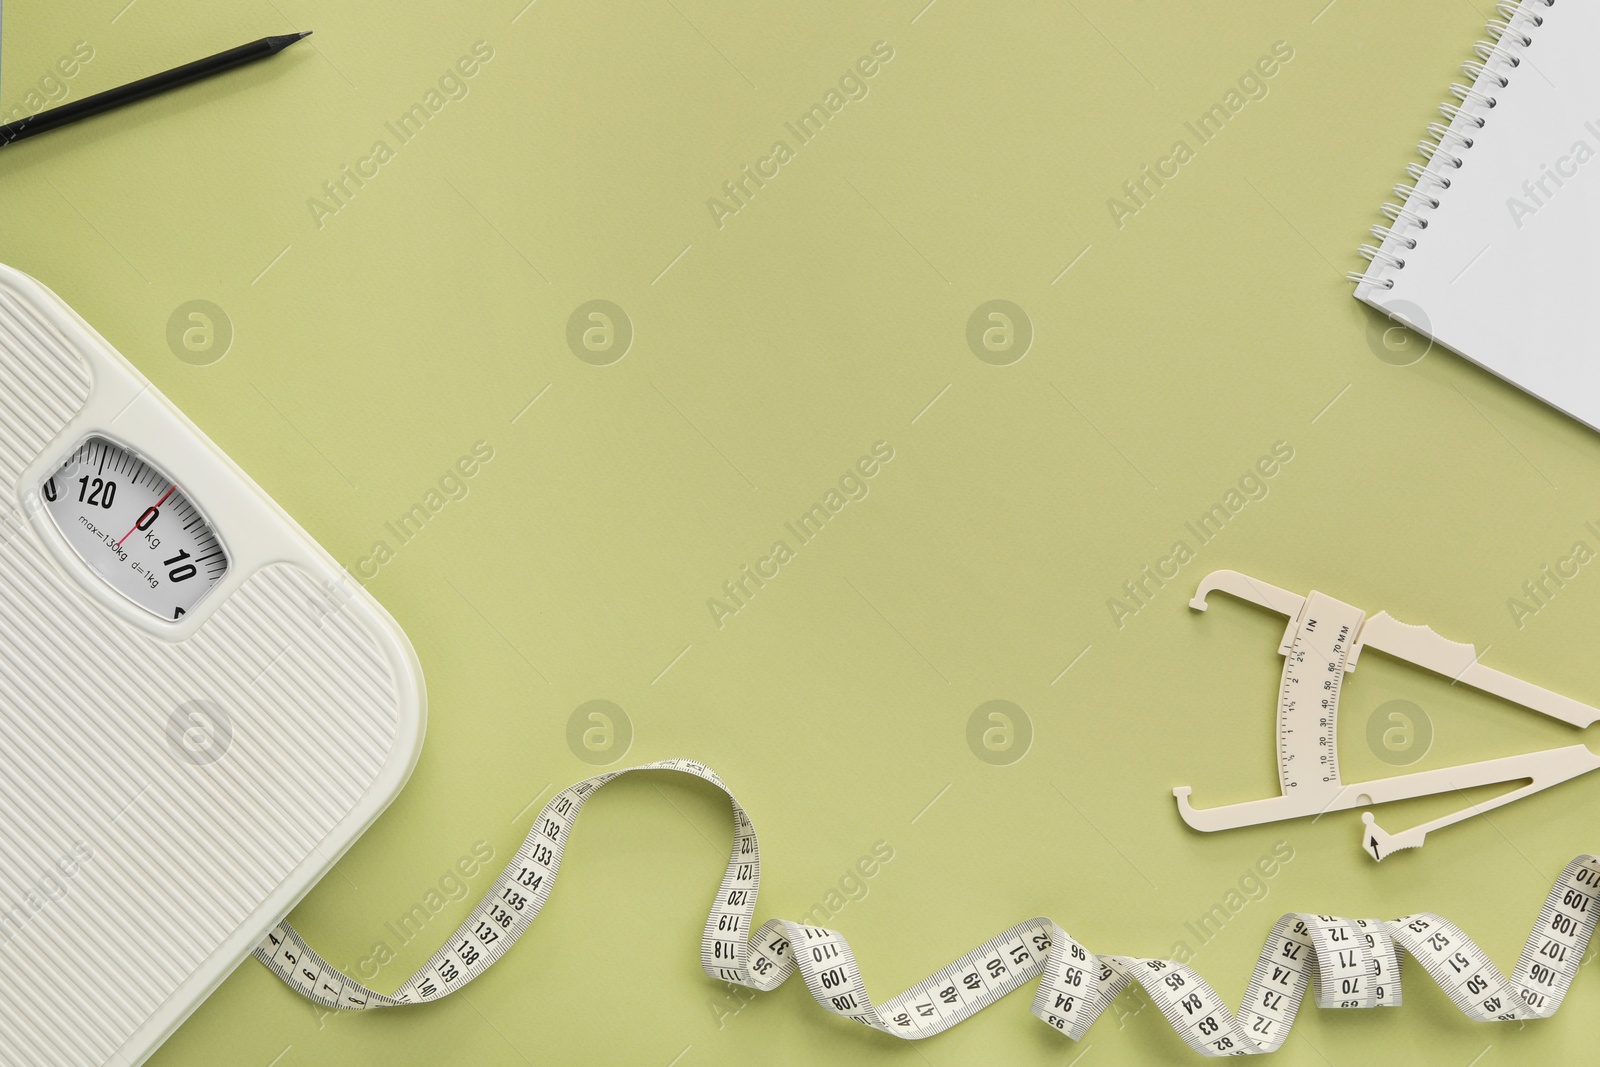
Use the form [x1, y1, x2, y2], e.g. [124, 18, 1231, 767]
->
[255, 759, 1600, 1056]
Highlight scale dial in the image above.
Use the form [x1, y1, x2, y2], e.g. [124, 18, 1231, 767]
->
[42, 436, 229, 621]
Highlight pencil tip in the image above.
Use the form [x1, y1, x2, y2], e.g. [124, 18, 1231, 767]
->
[296, 31, 313, 40]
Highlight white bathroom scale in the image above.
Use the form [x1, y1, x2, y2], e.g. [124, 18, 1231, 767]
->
[0, 263, 426, 1067]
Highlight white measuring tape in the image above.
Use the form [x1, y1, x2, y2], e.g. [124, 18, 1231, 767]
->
[256, 757, 1600, 1056]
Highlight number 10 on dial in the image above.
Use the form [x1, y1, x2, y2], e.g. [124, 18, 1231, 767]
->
[42, 436, 230, 621]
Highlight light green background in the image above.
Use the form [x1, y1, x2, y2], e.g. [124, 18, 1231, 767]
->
[6, 2, 1600, 1064]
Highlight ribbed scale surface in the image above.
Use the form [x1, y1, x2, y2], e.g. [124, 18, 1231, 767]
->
[0, 287, 402, 1066]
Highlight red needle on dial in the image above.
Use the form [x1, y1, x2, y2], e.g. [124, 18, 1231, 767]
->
[118, 485, 176, 547]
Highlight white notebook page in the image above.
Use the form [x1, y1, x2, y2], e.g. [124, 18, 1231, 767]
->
[1354, 0, 1600, 430]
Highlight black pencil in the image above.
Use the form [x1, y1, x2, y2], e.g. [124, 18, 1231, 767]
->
[0, 32, 311, 149]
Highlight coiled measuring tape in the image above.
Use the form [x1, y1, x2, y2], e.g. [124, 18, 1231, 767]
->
[257, 758, 1600, 1057]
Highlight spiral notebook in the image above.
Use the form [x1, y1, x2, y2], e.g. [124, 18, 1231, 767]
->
[1351, 0, 1600, 431]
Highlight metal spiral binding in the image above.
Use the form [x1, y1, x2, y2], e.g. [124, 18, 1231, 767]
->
[1347, 0, 1551, 289]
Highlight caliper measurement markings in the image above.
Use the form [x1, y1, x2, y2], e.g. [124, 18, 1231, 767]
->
[1175, 570, 1600, 860]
